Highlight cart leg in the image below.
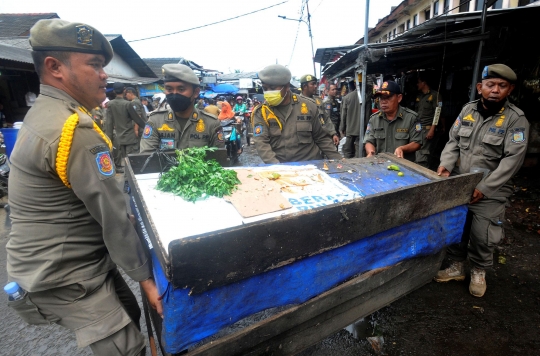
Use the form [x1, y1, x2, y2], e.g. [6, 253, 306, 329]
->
[141, 288, 158, 356]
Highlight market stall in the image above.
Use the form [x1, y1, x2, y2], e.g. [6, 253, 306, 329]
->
[126, 153, 481, 355]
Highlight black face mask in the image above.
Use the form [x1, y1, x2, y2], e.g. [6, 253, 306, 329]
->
[478, 97, 506, 117]
[166, 93, 192, 113]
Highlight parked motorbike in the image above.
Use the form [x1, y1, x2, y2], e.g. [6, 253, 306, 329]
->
[0, 153, 9, 200]
[234, 111, 253, 146]
[220, 119, 243, 165]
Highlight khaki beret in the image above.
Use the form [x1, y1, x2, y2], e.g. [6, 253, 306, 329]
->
[258, 64, 291, 86]
[29, 19, 113, 65]
[162, 64, 200, 86]
[482, 64, 517, 83]
[299, 74, 318, 84]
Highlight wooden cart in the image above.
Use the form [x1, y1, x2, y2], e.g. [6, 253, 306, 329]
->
[126, 152, 481, 355]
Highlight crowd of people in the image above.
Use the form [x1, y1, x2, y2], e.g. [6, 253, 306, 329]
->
[4, 18, 530, 356]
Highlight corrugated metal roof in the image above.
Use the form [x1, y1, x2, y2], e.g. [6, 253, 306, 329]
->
[143, 57, 204, 77]
[0, 13, 58, 36]
[0, 43, 32, 64]
[0, 36, 31, 50]
[107, 74, 159, 85]
[218, 72, 258, 81]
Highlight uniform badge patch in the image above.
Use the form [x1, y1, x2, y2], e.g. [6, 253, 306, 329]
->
[326, 104, 332, 110]
[366, 123, 371, 134]
[142, 125, 152, 138]
[217, 131, 224, 142]
[160, 139, 175, 150]
[415, 123, 422, 132]
[316, 99, 321, 105]
[319, 116, 325, 125]
[96, 152, 114, 176]
[168, 112, 173, 120]
[193, 112, 198, 119]
[428, 95, 433, 102]
[195, 119, 205, 132]
[157, 123, 174, 131]
[463, 114, 475, 122]
[512, 128, 526, 143]
[453, 117, 461, 129]
[76, 25, 93, 45]
[301, 103, 309, 114]
[254, 124, 263, 137]
[495, 116, 505, 127]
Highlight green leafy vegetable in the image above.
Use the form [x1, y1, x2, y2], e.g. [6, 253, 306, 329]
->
[156, 147, 240, 202]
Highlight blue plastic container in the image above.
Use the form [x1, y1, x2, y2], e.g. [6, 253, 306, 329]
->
[1, 128, 20, 158]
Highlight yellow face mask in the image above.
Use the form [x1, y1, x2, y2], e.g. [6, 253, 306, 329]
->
[264, 90, 285, 106]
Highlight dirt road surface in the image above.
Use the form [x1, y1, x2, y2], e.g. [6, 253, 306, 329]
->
[1, 144, 538, 355]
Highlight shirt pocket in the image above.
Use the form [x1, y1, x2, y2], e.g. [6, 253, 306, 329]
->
[373, 128, 386, 146]
[394, 131, 410, 145]
[457, 126, 473, 149]
[482, 134, 504, 158]
[296, 121, 313, 144]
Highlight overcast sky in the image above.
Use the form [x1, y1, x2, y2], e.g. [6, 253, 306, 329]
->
[0, 0, 403, 77]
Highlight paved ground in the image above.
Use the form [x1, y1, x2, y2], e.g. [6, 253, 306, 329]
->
[1, 144, 539, 355]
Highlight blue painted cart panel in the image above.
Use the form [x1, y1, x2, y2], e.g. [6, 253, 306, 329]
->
[149, 205, 467, 353]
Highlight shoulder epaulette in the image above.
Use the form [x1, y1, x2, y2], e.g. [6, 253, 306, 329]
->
[148, 109, 167, 117]
[402, 107, 419, 117]
[507, 102, 525, 116]
[463, 99, 480, 109]
[200, 110, 218, 120]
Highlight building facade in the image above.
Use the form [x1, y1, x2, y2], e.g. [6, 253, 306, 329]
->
[368, 0, 537, 44]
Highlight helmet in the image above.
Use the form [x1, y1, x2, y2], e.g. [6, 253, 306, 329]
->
[152, 93, 166, 105]
[236, 96, 243, 101]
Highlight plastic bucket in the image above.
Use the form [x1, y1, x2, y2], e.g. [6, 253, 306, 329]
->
[1, 128, 20, 158]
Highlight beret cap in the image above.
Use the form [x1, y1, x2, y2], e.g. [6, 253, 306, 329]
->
[162, 64, 200, 86]
[29, 19, 113, 65]
[482, 64, 517, 83]
[258, 64, 292, 86]
[299, 74, 318, 84]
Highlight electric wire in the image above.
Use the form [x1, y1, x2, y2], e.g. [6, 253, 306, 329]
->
[127, 1, 290, 43]
[287, 0, 306, 67]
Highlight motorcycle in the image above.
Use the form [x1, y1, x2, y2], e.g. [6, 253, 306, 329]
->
[220, 119, 243, 165]
[235, 111, 253, 146]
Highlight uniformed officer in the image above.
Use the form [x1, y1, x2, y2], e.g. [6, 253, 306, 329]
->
[340, 81, 361, 158]
[6, 19, 161, 355]
[252, 64, 342, 164]
[90, 105, 105, 130]
[140, 64, 224, 153]
[125, 87, 147, 140]
[322, 83, 341, 138]
[415, 72, 443, 169]
[105, 82, 146, 172]
[435, 64, 529, 297]
[299, 74, 339, 146]
[363, 81, 422, 161]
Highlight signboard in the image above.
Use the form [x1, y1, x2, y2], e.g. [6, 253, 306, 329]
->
[239, 78, 253, 89]
[139, 84, 165, 97]
[202, 76, 217, 84]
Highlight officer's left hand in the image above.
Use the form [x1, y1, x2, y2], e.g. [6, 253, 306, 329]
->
[333, 135, 340, 146]
[140, 278, 164, 318]
[394, 147, 404, 159]
[470, 189, 484, 204]
[426, 126, 436, 140]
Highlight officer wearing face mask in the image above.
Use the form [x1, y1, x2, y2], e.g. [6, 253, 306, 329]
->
[140, 64, 224, 153]
[252, 64, 342, 164]
[435, 64, 529, 298]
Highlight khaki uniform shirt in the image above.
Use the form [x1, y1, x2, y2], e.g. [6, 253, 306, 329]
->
[6, 85, 152, 292]
[439, 100, 529, 198]
[323, 96, 341, 126]
[139, 106, 224, 153]
[300, 94, 336, 137]
[363, 106, 422, 162]
[415, 90, 442, 127]
[340, 89, 361, 136]
[90, 106, 105, 130]
[252, 93, 342, 164]
[105, 97, 146, 146]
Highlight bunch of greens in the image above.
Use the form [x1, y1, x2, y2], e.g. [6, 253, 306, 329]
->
[156, 147, 240, 202]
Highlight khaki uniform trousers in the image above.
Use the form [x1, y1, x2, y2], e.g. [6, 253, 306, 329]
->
[415, 126, 439, 169]
[342, 135, 359, 158]
[446, 196, 506, 269]
[28, 268, 145, 356]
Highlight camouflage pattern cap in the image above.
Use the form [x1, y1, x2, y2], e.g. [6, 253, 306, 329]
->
[258, 64, 292, 86]
[29, 19, 114, 65]
[162, 64, 200, 86]
[482, 64, 517, 83]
